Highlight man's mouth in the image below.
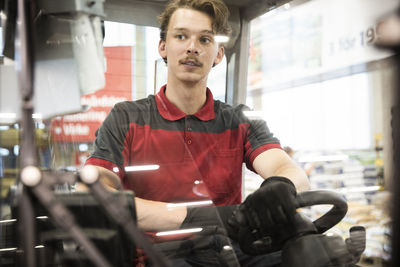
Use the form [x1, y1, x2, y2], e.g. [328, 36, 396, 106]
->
[180, 60, 202, 67]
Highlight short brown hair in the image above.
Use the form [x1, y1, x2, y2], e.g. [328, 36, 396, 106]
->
[158, 0, 231, 41]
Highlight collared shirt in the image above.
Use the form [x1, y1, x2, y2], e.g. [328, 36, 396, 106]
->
[86, 85, 281, 205]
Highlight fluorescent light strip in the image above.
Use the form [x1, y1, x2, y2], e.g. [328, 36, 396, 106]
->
[113, 165, 160, 173]
[0, 113, 42, 119]
[0, 247, 17, 252]
[125, 165, 159, 171]
[337, 185, 381, 194]
[0, 219, 16, 224]
[243, 111, 264, 118]
[32, 113, 42, 119]
[0, 113, 16, 118]
[156, 227, 203, 237]
[298, 154, 349, 163]
[0, 217, 48, 224]
[167, 200, 213, 208]
[215, 35, 229, 43]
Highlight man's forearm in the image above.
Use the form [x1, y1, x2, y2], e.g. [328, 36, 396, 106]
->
[87, 165, 187, 231]
[135, 197, 187, 231]
[270, 161, 310, 192]
[253, 148, 310, 192]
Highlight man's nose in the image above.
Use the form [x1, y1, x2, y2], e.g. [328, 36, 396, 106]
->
[186, 38, 200, 55]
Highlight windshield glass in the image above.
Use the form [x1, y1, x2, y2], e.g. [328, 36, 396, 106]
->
[0, 0, 399, 266]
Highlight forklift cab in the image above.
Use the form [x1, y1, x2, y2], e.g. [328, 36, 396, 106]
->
[0, 0, 399, 266]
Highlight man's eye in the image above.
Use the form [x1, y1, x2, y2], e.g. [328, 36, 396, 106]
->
[176, 34, 185, 40]
[200, 37, 212, 44]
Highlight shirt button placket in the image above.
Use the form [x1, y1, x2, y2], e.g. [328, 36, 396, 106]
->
[186, 117, 192, 145]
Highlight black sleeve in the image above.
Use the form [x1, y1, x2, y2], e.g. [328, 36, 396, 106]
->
[89, 102, 131, 169]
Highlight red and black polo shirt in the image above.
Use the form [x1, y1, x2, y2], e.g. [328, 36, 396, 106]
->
[86, 85, 281, 205]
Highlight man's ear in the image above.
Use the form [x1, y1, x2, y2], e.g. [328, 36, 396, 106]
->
[158, 39, 167, 59]
[213, 46, 225, 67]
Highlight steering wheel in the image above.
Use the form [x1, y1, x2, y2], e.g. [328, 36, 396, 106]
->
[296, 190, 348, 234]
[239, 190, 348, 255]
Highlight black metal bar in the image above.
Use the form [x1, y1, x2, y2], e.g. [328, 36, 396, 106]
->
[390, 48, 400, 267]
[87, 178, 171, 267]
[15, 0, 36, 265]
[31, 178, 113, 267]
[374, 8, 400, 267]
[374, 8, 400, 266]
[13, 0, 116, 264]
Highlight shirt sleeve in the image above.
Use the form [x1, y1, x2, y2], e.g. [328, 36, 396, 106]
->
[85, 102, 131, 178]
[235, 104, 282, 172]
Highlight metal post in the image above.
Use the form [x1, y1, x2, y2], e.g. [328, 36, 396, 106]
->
[15, 0, 36, 266]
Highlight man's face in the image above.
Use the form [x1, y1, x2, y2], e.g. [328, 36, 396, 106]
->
[158, 8, 224, 84]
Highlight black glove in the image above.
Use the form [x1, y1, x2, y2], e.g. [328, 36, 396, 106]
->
[181, 205, 239, 239]
[235, 176, 298, 255]
[157, 205, 240, 266]
[237, 176, 297, 230]
[181, 205, 232, 228]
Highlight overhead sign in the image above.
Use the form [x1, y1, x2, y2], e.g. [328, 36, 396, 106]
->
[248, 0, 399, 89]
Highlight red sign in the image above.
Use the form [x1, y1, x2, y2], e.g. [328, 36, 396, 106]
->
[51, 46, 133, 143]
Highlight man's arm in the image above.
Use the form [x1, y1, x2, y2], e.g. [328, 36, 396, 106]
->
[85, 165, 187, 231]
[232, 148, 310, 254]
[252, 148, 310, 192]
[135, 197, 187, 231]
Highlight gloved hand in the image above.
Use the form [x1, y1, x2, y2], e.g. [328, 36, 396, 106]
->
[158, 205, 240, 266]
[237, 176, 298, 230]
[181, 205, 239, 239]
[181, 205, 232, 227]
[235, 176, 299, 254]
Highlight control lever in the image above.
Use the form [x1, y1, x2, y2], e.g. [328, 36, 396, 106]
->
[20, 166, 112, 267]
[281, 226, 366, 267]
[80, 165, 172, 267]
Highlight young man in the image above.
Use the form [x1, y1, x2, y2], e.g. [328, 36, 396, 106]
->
[85, 0, 309, 264]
